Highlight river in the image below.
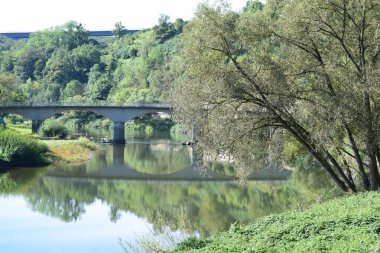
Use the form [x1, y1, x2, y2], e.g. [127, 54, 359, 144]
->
[0, 129, 328, 252]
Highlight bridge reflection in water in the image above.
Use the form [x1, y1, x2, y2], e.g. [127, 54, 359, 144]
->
[45, 144, 291, 181]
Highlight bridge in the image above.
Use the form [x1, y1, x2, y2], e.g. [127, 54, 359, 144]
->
[0, 102, 172, 143]
[0, 30, 139, 40]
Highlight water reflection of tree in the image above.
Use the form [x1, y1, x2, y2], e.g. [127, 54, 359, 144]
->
[1, 157, 339, 236]
[0, 168, 44, 195]
[123, 144, 192, 174]
[26, 177, 96, 222]
[18, 177, 298, 236]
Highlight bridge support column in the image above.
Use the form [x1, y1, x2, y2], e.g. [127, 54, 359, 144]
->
[113, 122, 125, 144]
[32, 120, 43, 134]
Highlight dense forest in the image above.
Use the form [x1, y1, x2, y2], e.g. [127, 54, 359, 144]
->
[0, 15, 185, 104]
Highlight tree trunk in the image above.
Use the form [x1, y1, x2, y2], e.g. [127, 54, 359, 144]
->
[344, 124, 370, 190]
[364, 92, 380, 190]
[326, 153, 356, 192]
[367, 152, 379, 190]
[283, 125, 349, 192]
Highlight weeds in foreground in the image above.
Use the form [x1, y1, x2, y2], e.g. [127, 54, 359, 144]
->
[119, 227, 192, 253]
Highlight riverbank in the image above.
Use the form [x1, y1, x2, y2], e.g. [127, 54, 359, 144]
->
[41, 137, 97, 164]
[172, 191, 380, 252]
[1, 124, 97, 166]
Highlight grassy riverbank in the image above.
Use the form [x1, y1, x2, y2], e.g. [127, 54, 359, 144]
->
[1, 123, 97, 166]
[0, 128, 48, 167]
[172, 191, 380, 253]
[41, 137, 97, 164]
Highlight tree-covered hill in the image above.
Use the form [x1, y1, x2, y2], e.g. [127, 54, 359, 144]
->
[0, 17, 185, 104]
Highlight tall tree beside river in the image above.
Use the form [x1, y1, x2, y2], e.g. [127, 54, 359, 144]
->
[173, 0, 380, 192]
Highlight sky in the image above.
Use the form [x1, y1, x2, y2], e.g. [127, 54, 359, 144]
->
[0, 0, 248, 32]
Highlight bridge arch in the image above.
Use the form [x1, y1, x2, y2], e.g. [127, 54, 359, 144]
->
[0, 103, 172, 143]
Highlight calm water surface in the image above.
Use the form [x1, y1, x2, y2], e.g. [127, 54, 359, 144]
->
[0, 131, 299, 252]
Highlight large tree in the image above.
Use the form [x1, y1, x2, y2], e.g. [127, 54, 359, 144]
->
[173, 0, 380, 192]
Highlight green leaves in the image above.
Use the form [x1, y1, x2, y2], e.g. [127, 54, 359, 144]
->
[0, 129, 49, 166]
[38, 118, 69, 139]
[173, 192, 380, 252]
[173, 0, 380, 191]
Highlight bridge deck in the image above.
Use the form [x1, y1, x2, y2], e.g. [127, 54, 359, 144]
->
[0, 30, 140, 40]
[0, 102, 172, 109]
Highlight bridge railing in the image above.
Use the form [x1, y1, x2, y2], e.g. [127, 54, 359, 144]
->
[0, 102, 172, 108]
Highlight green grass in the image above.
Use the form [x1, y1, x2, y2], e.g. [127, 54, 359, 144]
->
[172, 191, 380, 253]
[0, 128, 49, 167]
[7, 123, 37, 136]
[5, 121, 97, 164]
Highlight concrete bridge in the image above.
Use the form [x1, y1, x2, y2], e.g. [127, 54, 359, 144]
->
[0, 102, 172, 143]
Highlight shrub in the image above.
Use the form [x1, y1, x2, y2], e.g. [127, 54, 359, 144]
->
[39, 119, 69, 139]
[172, 192, 380, 253]
[0, 129, 49, 167]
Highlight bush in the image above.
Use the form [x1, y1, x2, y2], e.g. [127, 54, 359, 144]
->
[0, 129, 49, 167]
[172, 192, 380, 253]
[39, 119, 69, 139]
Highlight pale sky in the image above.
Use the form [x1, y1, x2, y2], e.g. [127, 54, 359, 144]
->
[0, 0, 248, 32]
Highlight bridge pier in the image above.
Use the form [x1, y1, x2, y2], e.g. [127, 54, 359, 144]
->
[32, 120, 43, 134]
[113, 122, 126, 144]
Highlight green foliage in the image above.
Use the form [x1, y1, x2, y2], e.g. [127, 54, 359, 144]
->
[69, 43, 102, 83]
[129, 113, 175, 132]
[0, 35, 15, 52]
[170, 124, 192, 139]
[39, 118, 69, 139]
[112, 22, 126, 39]
[207, 161, 236, 177]
[44, 47, 74, 85]
[282, 135, 308, 166]
[14, 47, 51, 82]
[0, 129, 49, 166]
[57, 110, 110, 129]
[63, 80, 83, 100]
[243, 0, 264, 13]
[0, 51, 15, 72]
[111, 87, 154, 103]
[27, 21, 89, 50]
[87, 64, 113, 100]
[173, 0, 380, 192]
[174, 237, 211, 251]
[172, 191, 380, 252]
[0, 18, 184, 105]
[0, 72, 24, 102]
[154, 15, 185, 43]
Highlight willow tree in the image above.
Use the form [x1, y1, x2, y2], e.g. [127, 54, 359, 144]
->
[173, 0, 380, 192]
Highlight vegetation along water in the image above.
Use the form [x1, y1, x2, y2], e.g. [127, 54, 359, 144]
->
[1, 0, 380, 252]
